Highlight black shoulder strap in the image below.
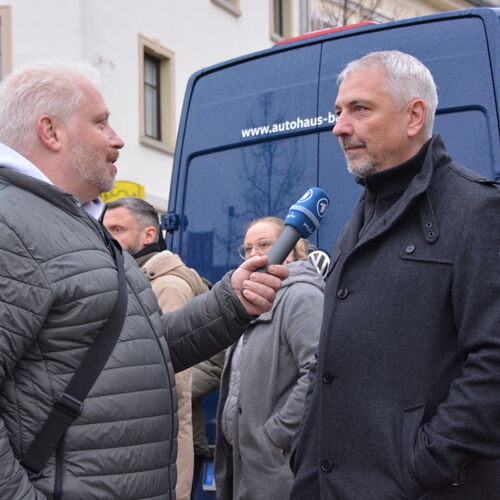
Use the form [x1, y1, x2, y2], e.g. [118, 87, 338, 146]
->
[21, 235, 128, 475]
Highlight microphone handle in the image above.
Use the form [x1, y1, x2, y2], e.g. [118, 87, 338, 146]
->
[256, 225, 300, 273]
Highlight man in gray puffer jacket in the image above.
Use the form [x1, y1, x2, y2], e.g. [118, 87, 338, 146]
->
[0, 61, 287, 500]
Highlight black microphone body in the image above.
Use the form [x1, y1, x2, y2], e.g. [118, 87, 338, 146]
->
[256, 225, 300, 273]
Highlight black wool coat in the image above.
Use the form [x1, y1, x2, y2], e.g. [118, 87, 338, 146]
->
[291, 135, 500, 500]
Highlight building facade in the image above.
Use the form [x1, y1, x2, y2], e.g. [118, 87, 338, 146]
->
[0, 0, 497, 210]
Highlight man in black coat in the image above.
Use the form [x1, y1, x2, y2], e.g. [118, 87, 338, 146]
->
[290, 50, 500, 499]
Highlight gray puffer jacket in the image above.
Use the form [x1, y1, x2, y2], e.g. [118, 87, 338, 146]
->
[0, 167, 252, 500]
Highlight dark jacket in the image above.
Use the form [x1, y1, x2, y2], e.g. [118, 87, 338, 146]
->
[0, 167, 253, 500]
[291, 135, 500, 499]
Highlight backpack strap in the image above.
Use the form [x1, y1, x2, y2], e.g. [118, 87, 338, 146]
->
[21, 233, 128, 476]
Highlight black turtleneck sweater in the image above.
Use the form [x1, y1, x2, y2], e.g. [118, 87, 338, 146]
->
[356, 139, 431, 242]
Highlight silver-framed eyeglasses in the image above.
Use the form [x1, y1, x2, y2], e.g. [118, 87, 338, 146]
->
[237, 239, 274, 259]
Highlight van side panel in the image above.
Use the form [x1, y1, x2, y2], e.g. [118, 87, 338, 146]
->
[168, 9, 499, 280]
[174, 46, 321, 281]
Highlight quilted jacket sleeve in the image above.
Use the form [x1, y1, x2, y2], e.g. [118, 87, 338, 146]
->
[0, 219, 51, 499]
[161, 272, 254, 373]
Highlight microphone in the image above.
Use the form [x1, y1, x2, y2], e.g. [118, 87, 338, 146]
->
[256, 187, 330, 273]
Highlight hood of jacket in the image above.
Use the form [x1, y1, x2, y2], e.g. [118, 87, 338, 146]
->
[0, 165, 83, 216]
[255, 259, 324, 324]
[141, 250, 207, 297]
[282, 259, 325, 289]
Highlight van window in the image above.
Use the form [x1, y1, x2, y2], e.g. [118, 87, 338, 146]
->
[182, 135, 317, 282]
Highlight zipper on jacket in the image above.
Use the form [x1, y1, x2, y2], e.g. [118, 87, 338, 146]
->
[54, 436, 65, 500]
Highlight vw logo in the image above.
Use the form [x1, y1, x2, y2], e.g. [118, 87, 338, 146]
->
[308, 250, 330, 278]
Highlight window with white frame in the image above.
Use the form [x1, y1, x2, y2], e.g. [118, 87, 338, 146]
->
[139, 35, 175, 153]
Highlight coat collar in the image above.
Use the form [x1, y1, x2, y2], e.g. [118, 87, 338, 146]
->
[337, 134, 451, 253]
[0, 165, 85, 217]
[0, 165, 113, 244]
[0, 164, 105, 219]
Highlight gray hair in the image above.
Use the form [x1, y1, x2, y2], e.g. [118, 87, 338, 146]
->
[106, 197, 160, 240]
[337, 51, 438, 139]
[0, 60, 101, 154]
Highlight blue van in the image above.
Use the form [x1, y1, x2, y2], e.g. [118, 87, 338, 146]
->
[165, 7, 499, 281]
[163, 7, 500, 498]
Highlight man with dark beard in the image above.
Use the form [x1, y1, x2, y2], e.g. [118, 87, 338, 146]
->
[0, 60, 287, 499]
[290, 51, 500, 500]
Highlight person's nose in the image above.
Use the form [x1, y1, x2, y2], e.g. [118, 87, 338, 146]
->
[109, 126, 125, 150]
[332, 112, 352, 137]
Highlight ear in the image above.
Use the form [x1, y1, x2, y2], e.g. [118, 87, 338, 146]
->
[141, 226, 158, 247]
[406, 99, 426, 138]
[36, 115, 64, 152]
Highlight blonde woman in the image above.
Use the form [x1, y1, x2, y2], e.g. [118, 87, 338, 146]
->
[214, 217, 325, 500]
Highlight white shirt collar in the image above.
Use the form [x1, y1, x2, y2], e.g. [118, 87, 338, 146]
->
[0, 142, 104, 219]
[0, 142, 52, 183]
[83, 197, 105, 219]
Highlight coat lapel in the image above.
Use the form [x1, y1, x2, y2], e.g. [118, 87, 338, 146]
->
[355, 135, 447, 248]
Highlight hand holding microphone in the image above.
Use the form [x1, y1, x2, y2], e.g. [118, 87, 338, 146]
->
[232, 187, 329, 313]
[256, 187, 330, 273]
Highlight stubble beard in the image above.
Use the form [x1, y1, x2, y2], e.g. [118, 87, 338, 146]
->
[69, 138, 116, 195]
[126, 235, 145, 256]
[345, 154, 378, 178]
[340, 139, 378, 178]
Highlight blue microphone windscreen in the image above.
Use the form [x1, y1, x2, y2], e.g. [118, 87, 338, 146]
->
[285, 187, 330, 238]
